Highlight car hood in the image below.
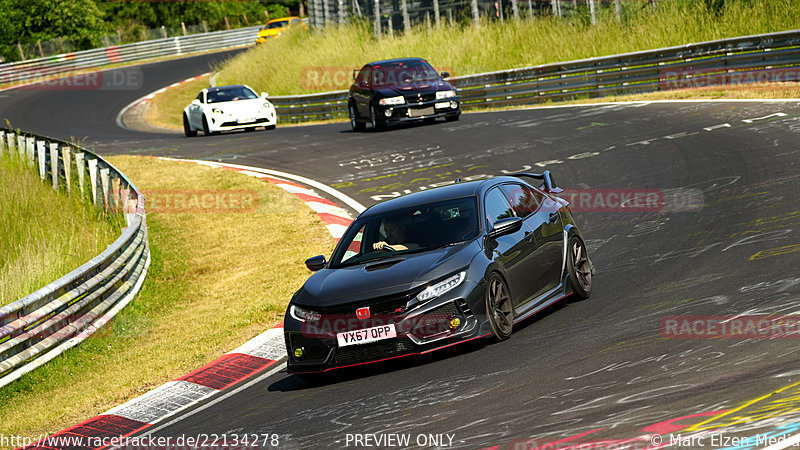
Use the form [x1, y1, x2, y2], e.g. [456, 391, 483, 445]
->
[375, 81, 453, 96]
[206, 98, 267, 114]
[293, 240, 480, 308]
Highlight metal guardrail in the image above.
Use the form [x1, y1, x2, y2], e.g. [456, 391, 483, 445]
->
[0, 128, 149, 389]
[0, 26, 261, 86]
[270, 29, 800, 123]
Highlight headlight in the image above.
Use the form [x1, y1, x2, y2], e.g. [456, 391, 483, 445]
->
[211, 108, 224, 115]
[416, 271, 466, 303]
[379, 96, 405, 106]
[289, 304, 321, 322]
[436, 90, 456, 100]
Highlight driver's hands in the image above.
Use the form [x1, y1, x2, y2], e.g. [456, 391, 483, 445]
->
[373, 241, 393, 251]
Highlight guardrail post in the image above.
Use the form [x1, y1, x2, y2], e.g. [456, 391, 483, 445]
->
[35, 140, 46, 179]
[589, 0, 597, 25]
[471, 0, 479, 27]
[88, 157, 98, 205]
[26, 137, 35, 167]
[433, 0, 440, 26]
[75, 152, 86, 198]
[49, 142, 59, 190]
[37, 141, 47, 180]
[374, 0, 381, 37]
[100, 167, 110, 210]
[0, 131, 5, 158]
[17, 135, 25, 160]
[62, 146, 72, 194]
[401, 0, 410, 31]
[174, 37, 182, 56]
[8, 133, 16, 158]
[511, 0, 519, 20]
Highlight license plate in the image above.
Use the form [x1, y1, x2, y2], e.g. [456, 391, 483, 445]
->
[408, 107, 434, 117]
[238, 117, 255, 124]
[337, 324, 396, 347]
[435, 102, 450, 109]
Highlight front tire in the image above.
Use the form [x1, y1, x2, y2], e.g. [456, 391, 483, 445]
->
[201, 115, 215, 136]
[350, 103, 365, 132]
[567, 236, 592, 299]
[446, 113, 460, 122]
[183, 114, 197, 137]
[486, 273, 514, 341]
[370, 104, 384, 131]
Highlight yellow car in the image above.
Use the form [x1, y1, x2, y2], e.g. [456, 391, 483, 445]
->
[256, 17, 307, 43]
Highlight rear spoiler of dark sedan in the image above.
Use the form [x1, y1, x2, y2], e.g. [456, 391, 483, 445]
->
[510, 171, 564, 194]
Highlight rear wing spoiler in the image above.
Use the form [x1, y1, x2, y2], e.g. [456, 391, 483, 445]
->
[509, 171, 563, 194]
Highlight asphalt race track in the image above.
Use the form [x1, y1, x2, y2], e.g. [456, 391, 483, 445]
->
[3, 51, 800, 448]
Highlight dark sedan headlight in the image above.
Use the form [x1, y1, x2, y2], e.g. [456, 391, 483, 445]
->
[289, 304, 321, 322]
[416, 271, 466, 303]
[436, 90, 456, 100]
[379, 96, 405, 106]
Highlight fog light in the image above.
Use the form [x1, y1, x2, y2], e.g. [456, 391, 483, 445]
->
[449, 317, 462, 329]
[450, 100, 458, 109]
[384, 108, 393, 117]
[293, 347, 304, 359]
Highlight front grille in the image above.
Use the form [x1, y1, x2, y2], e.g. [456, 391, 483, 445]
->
[319, 290, 418, 317]
[289, 333, 332, 361]
[404, 93, 436, 103]
[413, 302, 461, 338]
[221, 118, 269, 126]
[333, 337, 415, 365]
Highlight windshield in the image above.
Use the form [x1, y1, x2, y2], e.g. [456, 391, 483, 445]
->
[330, 196, 479, 268]
[371, 60, 441, 88]
[267, 20, 290, 29]
[206, 86, 258, 103]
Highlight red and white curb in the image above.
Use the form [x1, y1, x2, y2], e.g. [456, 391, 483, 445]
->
[20, 161, 363, 450]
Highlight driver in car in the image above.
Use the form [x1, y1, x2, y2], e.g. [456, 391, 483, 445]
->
[372, 218, 420, 252]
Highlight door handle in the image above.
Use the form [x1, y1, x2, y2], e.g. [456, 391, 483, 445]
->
[548, 213, 559, 223]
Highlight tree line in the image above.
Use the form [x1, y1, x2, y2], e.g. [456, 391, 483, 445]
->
[0, 0, 298, 63]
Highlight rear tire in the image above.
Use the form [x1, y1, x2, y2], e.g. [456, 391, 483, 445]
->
[265, 124, 276, 131]
[183, 114, 197, 137]
[485, 273, 514, 341]
[446, 113, 460, 122]
[567, 236, 592, 299]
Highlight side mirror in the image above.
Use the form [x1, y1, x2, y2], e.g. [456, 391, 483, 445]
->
[487, 217, 523, 240]
[191, 99, 201, 105]
[261, 92, 269, 99]
[441, 71, 451, 79]
[352, 69, 358, 81]
[305, 255, 327, 271]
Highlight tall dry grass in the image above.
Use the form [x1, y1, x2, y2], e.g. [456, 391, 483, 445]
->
[216, 0, 800, 95]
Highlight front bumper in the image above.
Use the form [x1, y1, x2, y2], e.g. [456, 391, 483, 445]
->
[285, 294, 483, 374]
[207, 112, 277, 132]
[375, 98, 461, 124]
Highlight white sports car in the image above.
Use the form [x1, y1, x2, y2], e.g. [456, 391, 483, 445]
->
[183, 84, 277, 137]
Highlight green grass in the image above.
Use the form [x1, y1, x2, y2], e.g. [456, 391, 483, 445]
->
[0, 154, 121, 306]
[216, 0, 800, 96]
[0, 156, 334, 446]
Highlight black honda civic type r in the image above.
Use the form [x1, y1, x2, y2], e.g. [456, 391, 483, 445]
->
[284, 172, 594, 374]
[348, 57, 461, 131]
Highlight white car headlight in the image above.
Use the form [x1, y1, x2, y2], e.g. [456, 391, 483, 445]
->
[379, 96, 405, 106]
[436, 90, 456, 100]
[416, 271, 466, 303]
[289, 304, 321, 323]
